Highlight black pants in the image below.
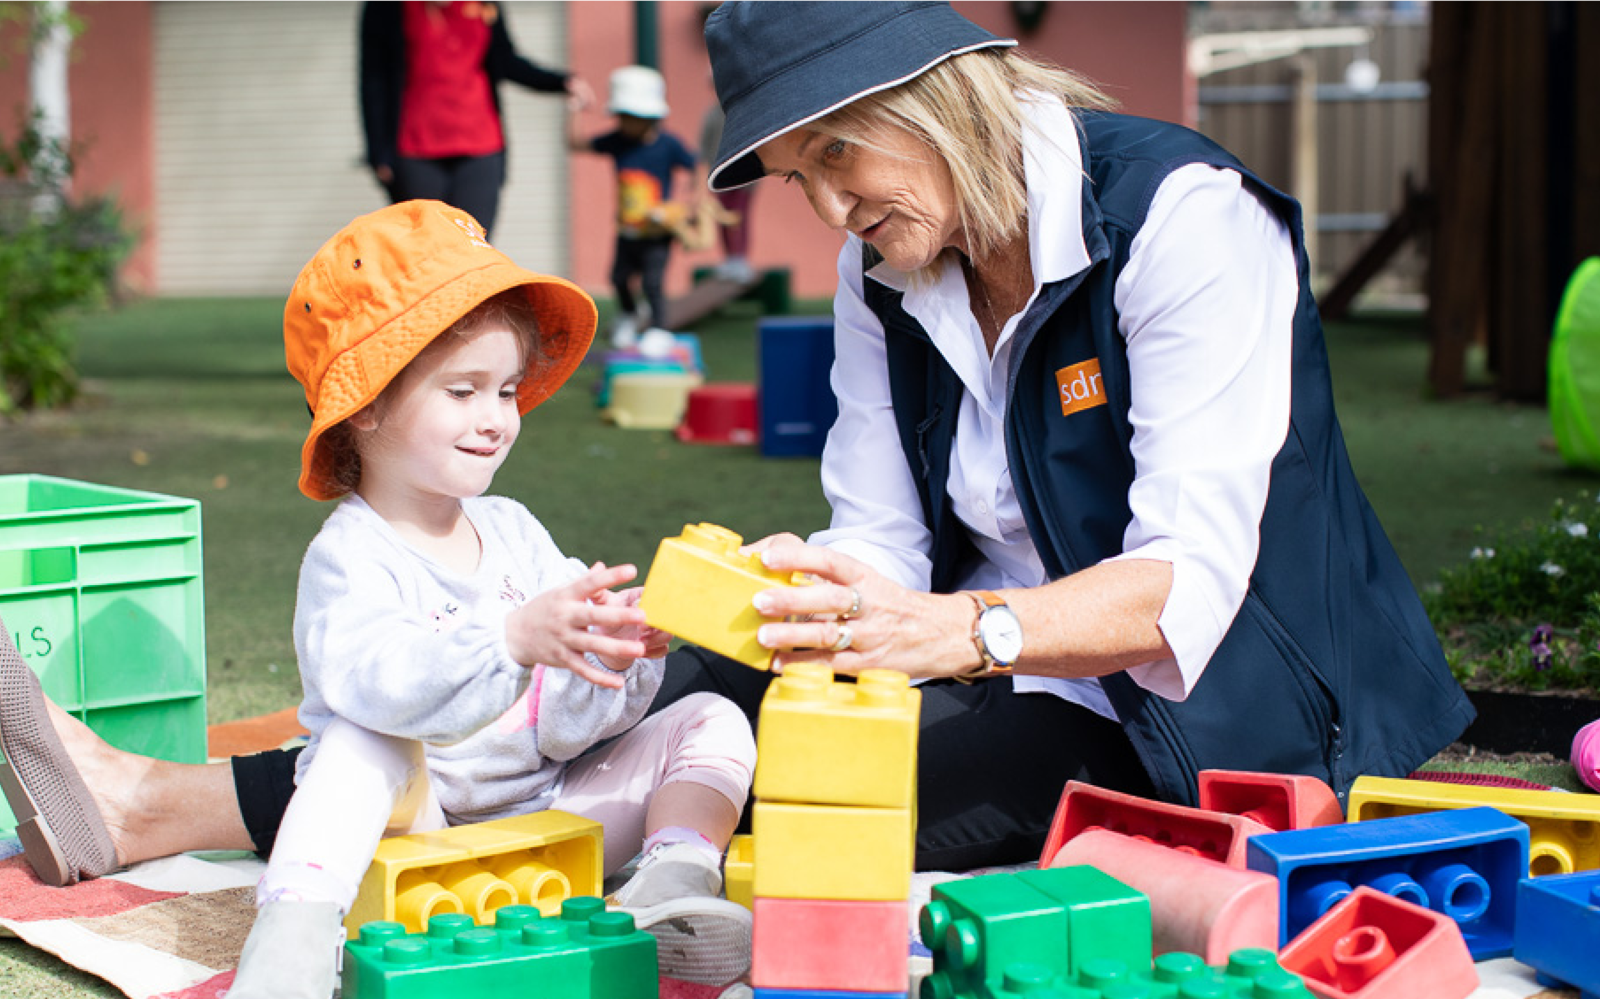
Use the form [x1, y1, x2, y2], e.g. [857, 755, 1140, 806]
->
[611, 235, 673, 330]
[233, 646, 1154, 871]
[392, 152, 507, 237]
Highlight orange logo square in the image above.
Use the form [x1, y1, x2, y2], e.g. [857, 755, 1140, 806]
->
[1056, 359, 1106, 416]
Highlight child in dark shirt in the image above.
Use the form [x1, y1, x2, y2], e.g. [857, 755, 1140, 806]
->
[569, 66, 699, 348]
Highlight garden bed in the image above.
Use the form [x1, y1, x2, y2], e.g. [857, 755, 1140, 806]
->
[1457, 687, 1600, 757]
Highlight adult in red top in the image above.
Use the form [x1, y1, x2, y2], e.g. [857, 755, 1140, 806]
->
[360, 1, 592, 237]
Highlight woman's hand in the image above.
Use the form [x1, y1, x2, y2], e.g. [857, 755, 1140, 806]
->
[504, 562, 648, 689]
[746, 540, 979, 679]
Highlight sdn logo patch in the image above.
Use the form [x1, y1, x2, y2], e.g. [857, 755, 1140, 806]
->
[1056, 359, 1106, 416]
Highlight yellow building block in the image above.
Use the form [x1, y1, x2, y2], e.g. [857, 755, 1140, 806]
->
[1348, 775, 1600, 876]
[725, 833, 754, 910]
[752, 800, 914, 901]
[638, 523, 806, 669]
[345, 810, 603, 935]
[754, 663, 921, 808]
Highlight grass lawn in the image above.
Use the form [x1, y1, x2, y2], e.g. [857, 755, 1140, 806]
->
[0, 294, 1594, 996]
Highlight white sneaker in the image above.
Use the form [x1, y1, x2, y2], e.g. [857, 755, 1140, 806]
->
[227, 899, 345, 999]
[609, 842, 751, 986]
[611, 317, 639, 349]
[715, 258, 755, 284]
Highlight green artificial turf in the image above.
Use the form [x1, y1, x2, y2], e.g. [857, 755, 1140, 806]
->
[0, 297, 1595, 997]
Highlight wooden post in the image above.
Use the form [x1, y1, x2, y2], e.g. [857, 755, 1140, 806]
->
[1292, 53, 1319, 276]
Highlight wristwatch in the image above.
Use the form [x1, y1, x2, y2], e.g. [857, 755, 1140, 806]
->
[958, 590, 1023, 683]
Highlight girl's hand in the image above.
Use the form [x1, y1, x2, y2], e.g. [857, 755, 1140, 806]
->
[505, 562, 647, 689]
[748, 542, 977, 680]
[591, 586, 671, 668]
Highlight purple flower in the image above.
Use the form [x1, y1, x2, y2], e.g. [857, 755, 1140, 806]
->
[1531, 624, 1554, 670]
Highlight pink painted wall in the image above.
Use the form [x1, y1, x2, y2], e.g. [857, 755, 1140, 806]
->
[0, 2, 156, 292]
[565, 1, 1192, 303]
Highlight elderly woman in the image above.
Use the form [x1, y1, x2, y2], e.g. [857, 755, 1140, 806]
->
[0, 2, 1472, 904]
[662, 0, 1476, 867]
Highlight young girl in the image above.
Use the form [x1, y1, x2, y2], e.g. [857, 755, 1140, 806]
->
[228, 201, 756, 997]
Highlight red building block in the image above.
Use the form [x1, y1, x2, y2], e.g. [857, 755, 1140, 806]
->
[1048, 827, 1278, 962]
[751, 896, 908, 992]
[1199, 770, 1345, 832]
[1277, 887, 1478, 999]
[1040, 781, 1273, 870]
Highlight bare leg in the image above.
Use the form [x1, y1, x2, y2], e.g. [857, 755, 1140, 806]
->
[645, 779, 740, 850]
[45, 700, 254, 864]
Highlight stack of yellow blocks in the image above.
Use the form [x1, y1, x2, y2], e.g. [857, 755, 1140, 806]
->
[745, 663, 921, 996]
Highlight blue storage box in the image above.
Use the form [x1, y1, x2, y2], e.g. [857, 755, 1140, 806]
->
[758, 317, 837, 458]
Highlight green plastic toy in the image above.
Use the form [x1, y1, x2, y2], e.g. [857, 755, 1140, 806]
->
[1548, 257, 1600, 469]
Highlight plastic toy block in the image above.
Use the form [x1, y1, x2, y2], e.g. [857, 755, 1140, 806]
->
[919, 865, 1151, 999]
[966, 948, 1312, 999]
[1276, 887, 1476, 999]
[341, 902, 656, 999]
[1198, 771, 1344, 832]
[753, 662, 921, 808]
[726, 833, 754, 909]
[638, 523, 807, 669]
[1513, 869, 1600, 999]
[1049, 827, 1279, 962]
[751, 896, 908, 991]
[1040, 781, 1275, 870]
[1245, 806, 1527, 959]
[346, 810, 603, 935]
[1347, 774, 1600, 876]
[751, 800, 913, 900]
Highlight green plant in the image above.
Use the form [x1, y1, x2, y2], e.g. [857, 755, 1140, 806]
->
[1425, 493, 1600, 694]
[0, 113, 131, 412]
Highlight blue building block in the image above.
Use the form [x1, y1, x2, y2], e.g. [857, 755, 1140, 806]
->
[341, 900, 655, 999]
[919, 866, 1151, 999]
[1514, 870, 1600, 999]
[1246, 806, 1528, 959]
[757, 316, 836, 457]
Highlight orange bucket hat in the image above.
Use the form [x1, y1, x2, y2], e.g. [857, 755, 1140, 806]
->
[284, 200, 596, 501]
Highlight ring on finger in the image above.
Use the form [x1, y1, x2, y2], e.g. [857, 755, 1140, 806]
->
[841, 586, 863, 621]
[829, 623, 854, 653]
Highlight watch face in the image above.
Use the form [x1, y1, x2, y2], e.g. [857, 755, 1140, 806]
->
[980, 605, 1025, 665]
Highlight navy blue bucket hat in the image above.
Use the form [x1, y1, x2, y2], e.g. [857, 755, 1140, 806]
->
[704, 1, 1016, 192]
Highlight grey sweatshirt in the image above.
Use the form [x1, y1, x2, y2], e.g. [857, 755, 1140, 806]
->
[291, 494, 664, 824]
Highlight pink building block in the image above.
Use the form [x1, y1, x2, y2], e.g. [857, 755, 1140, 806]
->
[1278, 887, 1478, 999]
[1574, 719, 1600, 794]
[1198, 770, 1345, 831]
[1048, 827, 1279, 963]
[1039, 781, 1273, 870]
[750, 896, 909, 992]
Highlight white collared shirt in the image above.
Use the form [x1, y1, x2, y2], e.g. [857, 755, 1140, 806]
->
[809, 98, 1299, 718]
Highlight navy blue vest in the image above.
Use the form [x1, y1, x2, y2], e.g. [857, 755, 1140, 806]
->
[865, 112, 1474, 806]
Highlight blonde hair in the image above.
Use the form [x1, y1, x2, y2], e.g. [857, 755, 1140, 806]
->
[319, 289, 541, 496]
[816, 48, 1115, 271]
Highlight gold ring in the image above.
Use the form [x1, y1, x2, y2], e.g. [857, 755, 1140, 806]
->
[829, 624, 854, 653]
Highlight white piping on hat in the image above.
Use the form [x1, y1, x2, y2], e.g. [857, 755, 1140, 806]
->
[708, 37, 1016, 191]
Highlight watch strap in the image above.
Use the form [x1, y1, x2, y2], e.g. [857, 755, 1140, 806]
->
[956, 590, 1015, 684]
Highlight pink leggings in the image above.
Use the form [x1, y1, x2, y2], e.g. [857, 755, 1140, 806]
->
[258, 692, 754, 910]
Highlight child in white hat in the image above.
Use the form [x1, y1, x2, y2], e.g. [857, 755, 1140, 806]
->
[568, 65, 701, 348]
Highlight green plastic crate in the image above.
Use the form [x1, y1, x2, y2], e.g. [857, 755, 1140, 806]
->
[0, 474, 208, 836]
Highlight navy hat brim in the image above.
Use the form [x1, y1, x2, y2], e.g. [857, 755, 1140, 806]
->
[706, 2, 1015, 192]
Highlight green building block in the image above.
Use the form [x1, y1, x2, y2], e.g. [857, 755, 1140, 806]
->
[983, 949, 1313, 999]
[342, 900, 656, 999]
[919, 866, 1152, 999]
